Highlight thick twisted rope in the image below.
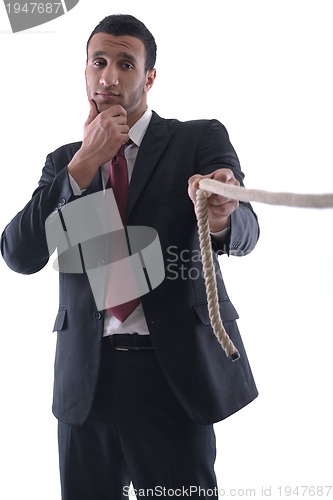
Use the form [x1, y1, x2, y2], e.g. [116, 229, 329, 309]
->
[196, 180, 333, 361]
[198, 179, 333, 208]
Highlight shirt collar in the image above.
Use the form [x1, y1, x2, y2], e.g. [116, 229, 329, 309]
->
[128, 107, 153, 147]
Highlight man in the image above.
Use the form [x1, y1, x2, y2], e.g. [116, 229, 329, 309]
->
[1, 14, 259, 500]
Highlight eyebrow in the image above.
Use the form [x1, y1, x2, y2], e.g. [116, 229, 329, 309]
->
[118, 52, 137, 64]
[90, 50, 137, 64]
[91, 50, 108, 59]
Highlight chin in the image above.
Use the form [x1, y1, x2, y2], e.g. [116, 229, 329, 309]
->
[96, 101, 113, 113]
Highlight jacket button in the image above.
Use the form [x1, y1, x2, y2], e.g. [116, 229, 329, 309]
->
[56, 199, 66, 209]
[93, 312, 102, 320]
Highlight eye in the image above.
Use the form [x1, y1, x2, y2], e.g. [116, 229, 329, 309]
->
[121, 62, 134, 70]
[93, 59, 106, 67]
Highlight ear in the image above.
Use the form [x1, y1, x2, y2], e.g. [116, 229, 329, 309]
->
[144, 69, 156, 93]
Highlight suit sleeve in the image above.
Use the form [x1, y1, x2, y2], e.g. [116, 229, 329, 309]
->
[196, 119, 260, 256]
[1, 152, 74, 275]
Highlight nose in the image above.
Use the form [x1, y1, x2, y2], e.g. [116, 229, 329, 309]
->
[100, 65, 119, 87]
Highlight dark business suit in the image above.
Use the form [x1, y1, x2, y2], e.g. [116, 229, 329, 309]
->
[1, 111, 259, 498]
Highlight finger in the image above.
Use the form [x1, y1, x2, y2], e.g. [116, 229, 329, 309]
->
[114, 114, 129, 126]
[188, 174, 204, 191]
[98, 106, 128, 129]
[207, 187, 241, 205]
[206, 189, 238, 205]
[188, 176, 215, 205]
[106, 104, 128, 119]
[211, 168, 240, 186]
[116, 124, 130, 139]
[85, 99, 99, 125]
[208, 199, 239, 218]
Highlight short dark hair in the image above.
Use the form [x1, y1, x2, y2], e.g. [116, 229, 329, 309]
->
[87, 14, 157, 72]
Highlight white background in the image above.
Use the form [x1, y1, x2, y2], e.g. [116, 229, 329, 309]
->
[0, 0, 332, 498]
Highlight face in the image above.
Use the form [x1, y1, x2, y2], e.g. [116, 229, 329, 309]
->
[86, 33, 156, 127]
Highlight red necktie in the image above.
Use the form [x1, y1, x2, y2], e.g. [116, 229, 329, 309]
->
[107, 145, 140, 321]
[108, 145, 128, 223]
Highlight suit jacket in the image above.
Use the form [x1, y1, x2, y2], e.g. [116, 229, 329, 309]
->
[1, 111, 259, 425]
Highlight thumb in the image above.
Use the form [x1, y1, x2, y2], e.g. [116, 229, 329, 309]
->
[85, 99, 99, 125]
[188, 174, 212, 199]
[188, 174, 203, 191]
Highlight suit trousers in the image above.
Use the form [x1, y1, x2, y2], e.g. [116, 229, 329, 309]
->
[58, 336, 218, 499]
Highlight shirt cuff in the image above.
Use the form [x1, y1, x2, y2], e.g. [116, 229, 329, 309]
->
[210, 226, 230, 243]
[68, 171, 86, 196]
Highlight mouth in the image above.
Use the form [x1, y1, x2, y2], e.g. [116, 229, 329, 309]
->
[96, 92, 120, 100]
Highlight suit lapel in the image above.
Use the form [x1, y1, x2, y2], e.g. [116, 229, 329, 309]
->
[127, 112, 173, 219]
